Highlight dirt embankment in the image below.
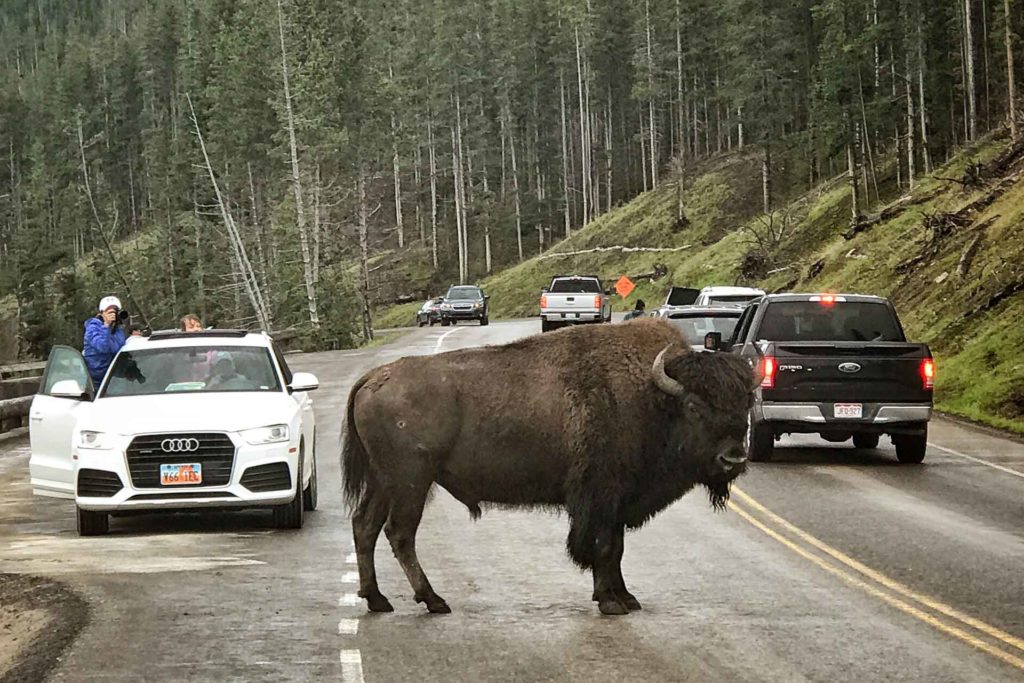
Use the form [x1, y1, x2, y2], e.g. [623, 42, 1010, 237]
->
[0, 574, 88, 683]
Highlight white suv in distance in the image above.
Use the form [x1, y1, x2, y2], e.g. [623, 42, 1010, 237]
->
[28, 330, 319, 536]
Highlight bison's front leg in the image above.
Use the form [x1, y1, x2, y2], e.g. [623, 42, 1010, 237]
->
[608, 525, 642, 611]
[590, 522, 631, 616]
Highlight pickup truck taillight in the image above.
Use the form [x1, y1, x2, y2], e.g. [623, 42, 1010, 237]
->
[921, 358, 935, 390]
[540, 294, 548, 308]
[594, 294, 602, 309]
[760, 356, 776, 389]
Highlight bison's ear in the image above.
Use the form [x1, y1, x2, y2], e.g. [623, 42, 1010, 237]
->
[652, 344, 687, 397]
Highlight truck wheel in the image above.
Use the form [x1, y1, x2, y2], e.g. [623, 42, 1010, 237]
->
[893, 430, 927, 464]
[77, 506, 109, 536]
[853, 434, 880, 449]
[541, 320, 552, 333]
[746, 413, 774, 462]
[480, 317, 489, 326]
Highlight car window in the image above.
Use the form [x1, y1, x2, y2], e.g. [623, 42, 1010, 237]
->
[667, 314, 741, 345]
[101, 346, 282, 397]
[707, 294, 760, 304]
[550, 279, 600, 293]
[271, 341, 293, 385]
[40, 345, 94, 396]
[447, 286, 483, 300]
[758, 301, 905, 342]
[731, 303, 759, 345]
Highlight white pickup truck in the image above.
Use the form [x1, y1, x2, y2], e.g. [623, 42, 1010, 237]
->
[539, 275, 612, 332]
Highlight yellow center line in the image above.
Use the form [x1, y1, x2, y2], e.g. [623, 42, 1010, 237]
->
[732, 486, 1024, 655]
[730, 501, 1024, 672]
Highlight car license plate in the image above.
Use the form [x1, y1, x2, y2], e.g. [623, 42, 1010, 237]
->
[834, 403, 863, 419]
[160, 463, 202, 486]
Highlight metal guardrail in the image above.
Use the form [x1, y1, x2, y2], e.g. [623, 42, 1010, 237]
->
[0, 362, 43, 435]
[0, 361, 46, 380]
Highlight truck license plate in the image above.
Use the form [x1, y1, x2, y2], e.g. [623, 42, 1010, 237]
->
[834, 403, 863, 419]
[160, 463, 202, 485]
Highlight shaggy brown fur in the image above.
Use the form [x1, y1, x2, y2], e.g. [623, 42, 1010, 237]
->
[342, 317, 755, 616]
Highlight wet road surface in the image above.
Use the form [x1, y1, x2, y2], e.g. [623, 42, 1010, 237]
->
[1, 319, 1023, 681]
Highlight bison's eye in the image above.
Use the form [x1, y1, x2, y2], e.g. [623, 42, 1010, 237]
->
[684, 397, 706, 416]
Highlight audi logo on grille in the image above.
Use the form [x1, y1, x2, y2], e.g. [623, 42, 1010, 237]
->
[161, 438, 200, 453]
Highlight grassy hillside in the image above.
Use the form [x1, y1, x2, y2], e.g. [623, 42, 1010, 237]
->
[378, 135, 1024, 434]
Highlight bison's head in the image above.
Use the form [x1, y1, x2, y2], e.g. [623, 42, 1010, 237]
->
[652, 345, 759, 509]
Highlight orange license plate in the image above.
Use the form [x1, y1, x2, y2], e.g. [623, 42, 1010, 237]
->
[160, 463, 202, 485]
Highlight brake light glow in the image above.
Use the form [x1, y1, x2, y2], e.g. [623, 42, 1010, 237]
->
[540, 294, 548, 308]
[761, 356, 776, 389]
[809, 294, 847, 306]
[921, 358, 935, 390]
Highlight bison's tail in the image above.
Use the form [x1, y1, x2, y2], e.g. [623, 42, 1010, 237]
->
[342, 374, 372, 512]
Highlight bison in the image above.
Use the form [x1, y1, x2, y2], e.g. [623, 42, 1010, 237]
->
[341, 317, 757, 615]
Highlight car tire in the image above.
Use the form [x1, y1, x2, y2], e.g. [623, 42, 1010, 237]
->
[853, 433, 880, 449]
[893, 430, 927, 464]
[480, 316, 489, 326]
[541, 319, 552, 333]
[418, 321, 425, 327]
[303, 435, 318, 512]
[77, 506, 109, 536]
[273, 447, 305, 529]
[747, 413, 774, 462]
[441, 319, 450, 327]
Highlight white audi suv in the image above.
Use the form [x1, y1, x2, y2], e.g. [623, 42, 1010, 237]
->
[28, 330, 318, 535]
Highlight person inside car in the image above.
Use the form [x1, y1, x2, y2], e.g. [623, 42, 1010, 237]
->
[206, 353, 255, 391]
[83, 295, 129, 386]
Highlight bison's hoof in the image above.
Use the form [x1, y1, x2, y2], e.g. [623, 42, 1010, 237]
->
[598, 599, 629, 616]
[366, 594, 395, 613]
[425, 599, 452, 614]
[621, 595, 643, 611]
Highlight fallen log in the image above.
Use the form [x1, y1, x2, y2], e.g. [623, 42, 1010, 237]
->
[536, 244, 692, 260]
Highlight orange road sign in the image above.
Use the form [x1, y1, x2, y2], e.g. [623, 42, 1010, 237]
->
[614, 275, 635, 298]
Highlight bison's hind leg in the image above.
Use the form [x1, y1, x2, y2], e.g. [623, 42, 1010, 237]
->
[384, 481, 451, 614]
[352, 489, 394, 613]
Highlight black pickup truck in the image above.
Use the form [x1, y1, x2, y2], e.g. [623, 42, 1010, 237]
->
[726, 293, 934, 464]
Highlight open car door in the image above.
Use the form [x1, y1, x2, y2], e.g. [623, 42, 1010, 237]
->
[665, 287, 700, 307]
[29, 346, 94, 499]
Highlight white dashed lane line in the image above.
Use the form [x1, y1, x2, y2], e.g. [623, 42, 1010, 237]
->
[338, 545, 363, 681]
[340, 650, 364, 683]
[342, 570, 358, 583]
[338, 619, 359, 636]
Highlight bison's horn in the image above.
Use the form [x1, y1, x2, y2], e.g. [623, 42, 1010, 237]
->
[652, 345, 686, 398]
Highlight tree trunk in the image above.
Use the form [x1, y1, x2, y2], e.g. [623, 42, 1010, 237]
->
[312, 162, 321, 286]
[918, 28, 933, 172]
[559, 70, 572, 238]
[847, 119, 861, 222]
[575, 26, 590, 226]
[357, 169, 373, 343]
[645, 0, 658, 187]
[414, 141, 424, 242]
[983, 0, 991, 127]
[606, 90, 613, 213]
[1006, 0, 1018, 139]
[858, 68, 880, 202]
[675, 0, 685, 157]
[761, 145, 771, 214]
[966, 0, 978, 140]
[390, 108, 404, 248]
[427, 114, 439, 270]
[454, 91, 469, 281]
[247, 162, 272, 307]
[276, 0, 319, 329]
[508, 109, 524, 262]
[906, 51, 916, 190]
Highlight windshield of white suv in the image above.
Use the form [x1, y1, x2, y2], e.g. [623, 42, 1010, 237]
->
[550, 279, 601, 293]
[447, 287, 483, 300]
[101, 346, 282, 397]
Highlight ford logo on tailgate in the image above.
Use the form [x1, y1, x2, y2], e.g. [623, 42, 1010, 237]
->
[838, 362, 862, 374]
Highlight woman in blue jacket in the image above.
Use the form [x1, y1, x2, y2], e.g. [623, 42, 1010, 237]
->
[83, 295, 128, 386]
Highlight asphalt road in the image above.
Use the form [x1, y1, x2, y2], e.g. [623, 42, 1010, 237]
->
[1, 319, 1023, 682]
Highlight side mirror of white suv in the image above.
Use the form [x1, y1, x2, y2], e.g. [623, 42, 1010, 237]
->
[50, 379, 89, 400]
[289, 372, 319, 393]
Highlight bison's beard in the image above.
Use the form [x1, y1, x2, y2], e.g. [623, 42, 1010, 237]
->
[705, 482, 731, 512]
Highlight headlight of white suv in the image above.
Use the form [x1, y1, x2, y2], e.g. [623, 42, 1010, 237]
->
[79, 430, 113, 450]
[241, 424, 290, 445]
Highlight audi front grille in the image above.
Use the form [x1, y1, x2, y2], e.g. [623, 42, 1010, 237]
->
[125, 433, 236, 488]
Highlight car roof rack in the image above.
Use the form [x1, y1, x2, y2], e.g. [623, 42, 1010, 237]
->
[147, 329, 251, 340]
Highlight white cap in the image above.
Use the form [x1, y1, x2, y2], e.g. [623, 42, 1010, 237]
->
[98, 295, 122, 312]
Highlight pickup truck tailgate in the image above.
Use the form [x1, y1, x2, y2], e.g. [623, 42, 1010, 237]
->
[544, 294, 600, 310]
[764, 342, 932, 404]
